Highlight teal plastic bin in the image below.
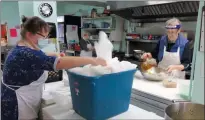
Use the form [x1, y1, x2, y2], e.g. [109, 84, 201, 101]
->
[67, 69, 136, 120]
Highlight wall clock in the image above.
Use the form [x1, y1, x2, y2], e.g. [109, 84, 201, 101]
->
[39, 3, 53, 18]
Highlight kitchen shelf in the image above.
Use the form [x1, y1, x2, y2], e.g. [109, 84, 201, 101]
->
[82, 28, 115, 30]
[90, 39, 98, 41]
[82, 16, 113, 20]
[126, 39, 159, 43]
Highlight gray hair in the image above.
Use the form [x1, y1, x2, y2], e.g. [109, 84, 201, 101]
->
[165, 18, 181, 26]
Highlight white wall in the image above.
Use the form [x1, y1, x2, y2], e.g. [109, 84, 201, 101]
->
[1, 1, 21, 45]
[33, 1, 59, 52]
[18, 1, 34, 18]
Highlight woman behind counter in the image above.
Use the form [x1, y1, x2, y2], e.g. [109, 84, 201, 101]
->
[142, 18, 193, 79]
[1, 16, 106, 120]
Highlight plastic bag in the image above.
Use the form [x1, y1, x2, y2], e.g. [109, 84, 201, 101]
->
[68, 31, 137, 76]
[94, 31, 113, 62]
[69, 64, 112, 76]
[62, 70, 69, 86]
[146, 58, 157, 65]
[50, 87, 72, 108]
[107, 57, 122, 73]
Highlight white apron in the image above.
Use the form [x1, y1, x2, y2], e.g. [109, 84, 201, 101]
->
[2, 71, 48, 120]
[158, 46, 185, 79]
[80, 40, 92, 57]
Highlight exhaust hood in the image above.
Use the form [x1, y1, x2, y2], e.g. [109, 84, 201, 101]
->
[111, 1, 199, 20]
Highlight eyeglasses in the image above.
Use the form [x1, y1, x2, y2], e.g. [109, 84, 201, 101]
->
[37, 33, 49, 38]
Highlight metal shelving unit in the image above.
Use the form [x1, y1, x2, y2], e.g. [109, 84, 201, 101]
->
[82, 16, 113, 20]
[81, 15, 116, 31]
[81, 28, 115, 30]
[126, 39, 159, 43]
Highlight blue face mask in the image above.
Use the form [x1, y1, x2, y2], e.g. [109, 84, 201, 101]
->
[38, 38, 49, 49]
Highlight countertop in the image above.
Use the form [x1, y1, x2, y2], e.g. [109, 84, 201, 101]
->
[132, 71, 190, 101]
[42, 103, 163, 119]
[41, 81, 163, 120]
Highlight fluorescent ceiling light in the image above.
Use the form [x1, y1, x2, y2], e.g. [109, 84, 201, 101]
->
[147, 1, 175, 5]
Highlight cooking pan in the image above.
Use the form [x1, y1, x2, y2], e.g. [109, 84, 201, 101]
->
[165, 102, 205, 120]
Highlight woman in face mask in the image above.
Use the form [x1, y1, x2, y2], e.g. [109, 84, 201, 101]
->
[79, 31, 95, 57]
[141, 18, 192, 79]
[1, 16, 106, 120]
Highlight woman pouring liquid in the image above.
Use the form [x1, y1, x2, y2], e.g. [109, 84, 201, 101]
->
[79, 31, 95, 57]
[141, 18, 192, 79]
[1, 16, 106, 120]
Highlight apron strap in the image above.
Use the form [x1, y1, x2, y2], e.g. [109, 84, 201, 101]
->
[85, 40, 91, 44]
[177, 47, 180, 53]
[163, 46, 167, 52]
[1, 79, 21, 91]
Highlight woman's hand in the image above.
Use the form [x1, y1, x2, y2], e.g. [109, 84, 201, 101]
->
[141, 52, 152, 60]
[60, 52, 65, 57]
[167, 65, 184, 72]
[93, 58, 107, 66]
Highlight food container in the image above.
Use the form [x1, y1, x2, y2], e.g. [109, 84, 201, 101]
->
[165, 102, 205, 120]
[163, 74, 178, 88]
[137, 59, 168, 81]
[163, 79, 177, 88]
[67, 69, 136, 120]
[178, 80, 190, 100]
[139, 66, 168, 81]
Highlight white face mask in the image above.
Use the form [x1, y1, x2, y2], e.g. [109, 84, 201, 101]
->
[38, 38, 49, 49]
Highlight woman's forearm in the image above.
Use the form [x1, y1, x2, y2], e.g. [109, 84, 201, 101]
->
[46, 52, 59, 57]
[56, 56, 96, 70]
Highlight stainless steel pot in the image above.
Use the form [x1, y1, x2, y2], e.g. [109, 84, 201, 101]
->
[165, 102, 205, 120]
[133, 50, 144, 60]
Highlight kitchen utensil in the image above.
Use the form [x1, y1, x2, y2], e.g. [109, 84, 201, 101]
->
[165, 102, 205, 120]
[133, 50, 145, 60]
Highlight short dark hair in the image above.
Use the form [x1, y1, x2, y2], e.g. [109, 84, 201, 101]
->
[21, 15, 49, 39]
